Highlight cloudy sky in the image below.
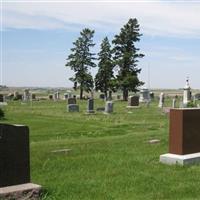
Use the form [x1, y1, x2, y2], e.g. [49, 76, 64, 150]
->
[1, 0, 200, 89]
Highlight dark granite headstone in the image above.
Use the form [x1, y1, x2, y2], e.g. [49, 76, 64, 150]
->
[68, 97, 76, 105]
[0, 94, 4, 102]
[68, 104, 79, 112]
[0, 124, 30, 187]
[169, 108, 200, 155]
[128, 96, 139, 106]
[87, 99, 94, 113]
[99, 94, 105, 100]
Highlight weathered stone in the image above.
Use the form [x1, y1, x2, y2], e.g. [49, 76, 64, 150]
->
[87, 99, 95, 113]
[139, 88, 150, 103]
[158, 92, 164, 108]
[0, 94, 4, 102]
[128, 96, 139, 107]
[105, 101, 113, 114]
[68, 104, 79, 112]
[99, 94, 105, 99]
[68, 97, 76, 105]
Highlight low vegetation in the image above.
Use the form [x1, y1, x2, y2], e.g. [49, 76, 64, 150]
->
[3, 98, 200, 199]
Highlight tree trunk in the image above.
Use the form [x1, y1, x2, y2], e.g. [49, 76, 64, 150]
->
[80, 87, 83, 100]
[123, 89, 128, 101]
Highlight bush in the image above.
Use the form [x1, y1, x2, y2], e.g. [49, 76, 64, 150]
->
[0, 108, 5, 119]
[187, 101, 197, 108]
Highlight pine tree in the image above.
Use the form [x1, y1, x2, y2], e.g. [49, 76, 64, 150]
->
[95, 37, 115, 98]
[66, 28, 96, 99]
[112, 18, 144, 101]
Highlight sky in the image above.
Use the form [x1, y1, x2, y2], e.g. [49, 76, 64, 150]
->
[1, 0, 200, 89]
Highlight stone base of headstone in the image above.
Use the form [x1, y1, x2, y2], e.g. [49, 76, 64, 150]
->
[160, 153, 200, 165]
[0, 183, 42, 200]
[96, 107, 105, 112]
[126, 106, 141, 109]
[86, 110, 95, 114]
[67, 104, 79, 112]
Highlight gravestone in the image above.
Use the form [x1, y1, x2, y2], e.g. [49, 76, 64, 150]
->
[0, 124, 41, 198]
[158, 93, 164, 108]
[105, 101, 113, 114]
[31, 93, 36, 100]
[183, 78, 191, 107]
[160, 108, 200, 165]
[87, 99, 95, 113]
[172, 98, 176, 108]
[99, 94, 105, 100]
[68, 104, 79, 112]
[139, 88, 150, 103]
[127, 96, 139, 107]
[117, 95, 121, 100]
[49, 94, 53, 100]
[0, 124, 30, 187]
[23, 89, 30, 101]
[64, 93, 68, 100]
[0, 94, 4, 102]
[68, 97, 76, 105]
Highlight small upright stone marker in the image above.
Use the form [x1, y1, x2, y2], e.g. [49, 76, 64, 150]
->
[68, 104, 79, 112]
[68, 97, 76, 105]
[172, 98, 176, 108]
[105, 101, 113, 114]
[127, 96, 140, 108]
[158, 92, 164, 108]
[87, 98, 95, 113]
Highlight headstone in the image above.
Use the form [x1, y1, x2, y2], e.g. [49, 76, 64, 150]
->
[99, 94, 105, 100]
[160, 108, 200, 165]
[128, 96, 139, 107]
[139, 88, 150, 103]
[31, 93, 36, 100]
[105, 101, 113, 114]
[117, 95, 121, 100]
[172, 98, 176, 108]
[49, 94, 53, 100]
[150, 92, 154, 99]
[68, 97, 76, 105]
[158, 93, 164, 108]
[183, 78, 191, 107]
[68, 104, 79, 112]
[0, 94, 4, 102]
[87, 99, 95, 113]
[0, 124, 41, 198]
[108, 91, 112, 100]
[0, 124, 30, 187]
[23, 89, 30, 101]
[64, 93, 68, 100]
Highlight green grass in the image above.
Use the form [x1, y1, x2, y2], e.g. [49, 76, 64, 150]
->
[2, 99, 200, 200]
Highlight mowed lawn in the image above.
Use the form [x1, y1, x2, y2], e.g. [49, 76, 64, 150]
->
[2, 99, 200, 200]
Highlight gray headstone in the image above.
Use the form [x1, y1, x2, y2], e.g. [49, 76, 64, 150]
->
[158, 93, 164, 108]
[68, 104, 79, 112]
[0, 124, 30, 187]
[172, 98, 176, 108]
[87, 99, 95, 113]
[105, 101, 113, 113]
[99, 94, 105, 99]
[68, 97, 76, 105]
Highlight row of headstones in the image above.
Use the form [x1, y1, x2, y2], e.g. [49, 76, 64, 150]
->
[67, 98, 114, 113]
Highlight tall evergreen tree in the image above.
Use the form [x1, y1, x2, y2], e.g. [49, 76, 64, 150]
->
[112, 18, 144, 101]
[65, 28, 96, 99]
[95, 37, 115, 98]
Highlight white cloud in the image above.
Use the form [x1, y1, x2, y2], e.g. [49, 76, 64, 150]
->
[2, 1, 200, 38]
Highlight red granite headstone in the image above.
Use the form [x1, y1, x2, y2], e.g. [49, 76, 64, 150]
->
[169, 108, 200, 155]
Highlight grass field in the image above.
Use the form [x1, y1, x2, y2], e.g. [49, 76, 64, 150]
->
[2, 98, 200, 200]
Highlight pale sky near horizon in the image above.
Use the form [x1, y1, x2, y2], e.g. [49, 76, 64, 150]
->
[1, 0, 200, 89]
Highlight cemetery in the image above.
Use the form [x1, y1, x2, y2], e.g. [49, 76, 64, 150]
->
[0, 87, 200, 199]
[1, 2, 200, 200]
